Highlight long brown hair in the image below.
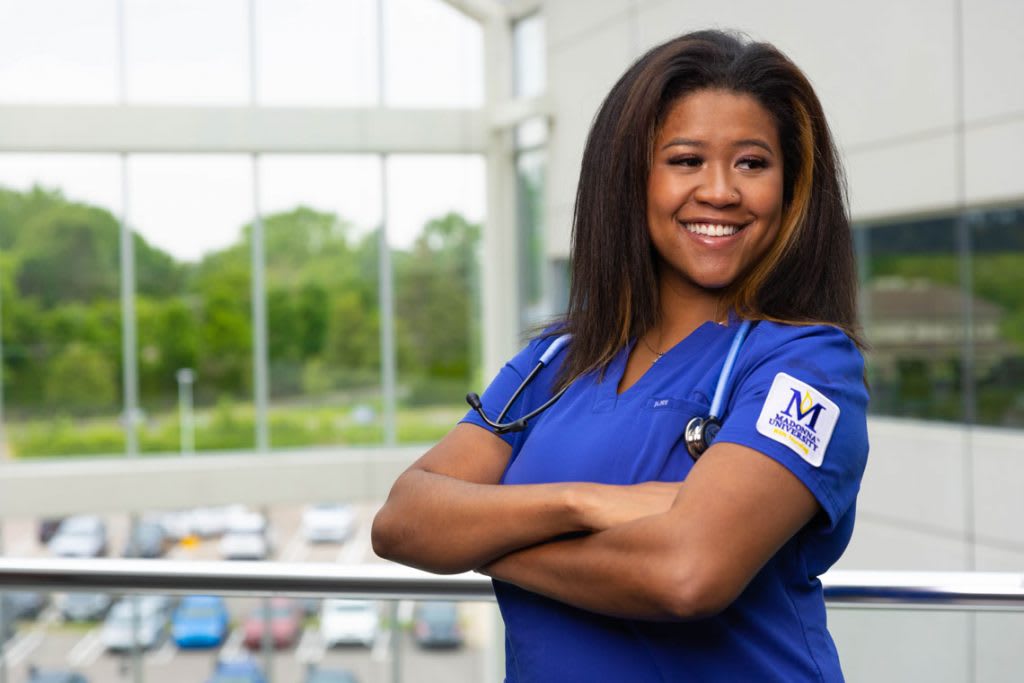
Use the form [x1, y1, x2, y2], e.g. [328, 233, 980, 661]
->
[553, 29, 862, 391]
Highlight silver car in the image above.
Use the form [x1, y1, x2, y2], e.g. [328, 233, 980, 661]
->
[100, 596, 170, 651]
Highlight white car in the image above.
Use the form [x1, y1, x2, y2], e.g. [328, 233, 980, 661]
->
[191, 504, 249, 538]
[101, 596, 170, 651]
[219, 512, 271, 560]
[48, 515, 107, 557]
[301, 503, 355, 544]
[320, 599, 378, 648]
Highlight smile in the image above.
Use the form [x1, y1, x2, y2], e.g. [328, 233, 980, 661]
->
[681, 222, 746, 237]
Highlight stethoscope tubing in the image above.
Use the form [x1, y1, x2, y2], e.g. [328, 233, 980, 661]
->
[468, 321, 751, 440]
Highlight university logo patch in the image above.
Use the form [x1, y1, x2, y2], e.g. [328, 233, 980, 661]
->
[755, 372, 839, 467]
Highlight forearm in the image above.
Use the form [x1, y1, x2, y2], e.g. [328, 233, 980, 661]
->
[372, 469, 590, 574]
[482, 514, 704, 620]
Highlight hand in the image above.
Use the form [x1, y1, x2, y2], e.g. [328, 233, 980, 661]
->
[577, 480, 681, 532]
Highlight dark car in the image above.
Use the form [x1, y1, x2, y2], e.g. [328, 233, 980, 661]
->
[5, 591, 48, 620]
[302, 665, 359, 683]
[412, 601, 463, 648]
[122, 520, 167, 558]
[60, 593, 113, 622]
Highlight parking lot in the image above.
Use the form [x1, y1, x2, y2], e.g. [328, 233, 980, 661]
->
[0, 504, 492, 683]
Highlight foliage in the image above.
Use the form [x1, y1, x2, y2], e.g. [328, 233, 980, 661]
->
[0, 185, 482, 455]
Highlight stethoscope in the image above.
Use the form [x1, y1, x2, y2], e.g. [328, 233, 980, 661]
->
[466, 320, 753, 460]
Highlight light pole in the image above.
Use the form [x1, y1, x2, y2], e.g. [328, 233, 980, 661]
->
[176, 368, 195, 455]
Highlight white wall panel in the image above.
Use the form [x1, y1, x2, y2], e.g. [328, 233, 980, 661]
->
[829, 610, 970, 683]
[845, 134, 957, 220]
[838, 516, 970, 571]
[972, 425, 1024, 548]
[963, 0, 1024, 123]
[856, 420, 968, 537]
[964, 118, 1024, 205]
[635, 0, 957, 150]
[545, 17, 634, 257]
[544, 0, 633, 49]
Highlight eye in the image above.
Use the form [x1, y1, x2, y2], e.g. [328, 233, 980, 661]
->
[736, 156, 769, 171]
[668, 155, 702, 168]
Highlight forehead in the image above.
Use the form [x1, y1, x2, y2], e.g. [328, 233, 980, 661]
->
[656, 89, 780, 147]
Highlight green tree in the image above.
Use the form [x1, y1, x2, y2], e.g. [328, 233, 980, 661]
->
[44, 342, 118, 413]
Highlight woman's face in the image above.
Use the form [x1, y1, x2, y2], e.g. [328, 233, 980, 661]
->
[647, 88, 785, 298]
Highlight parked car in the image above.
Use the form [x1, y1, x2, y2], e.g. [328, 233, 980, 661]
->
[100, 596, 170, 651]
[5, 591, 48, 620]
[220, 512, 271, 560]
[206, 658, 267, 683]
[192, 505, 249, 538]
[242, 598, 302, 650]
[412, 601, 463, 648]
[172, 595, 230, 649]
[302, 665, 359, 683]
[320, 600, 378, 649]
[300, 503, 355, 544]
[25, 667, 89, 683]
[48, 516, 107, 558]
[59, 593, 113, 622]
[122, 520, 167, 559]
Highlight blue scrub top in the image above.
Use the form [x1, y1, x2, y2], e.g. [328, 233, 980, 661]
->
[461, 320, 869, 683]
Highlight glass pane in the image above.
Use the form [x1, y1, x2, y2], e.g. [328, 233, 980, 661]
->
[512, 13, 546, 98]
[128, 154, 255, 453]
[123, 0, 249, 104]
[0, 0, 118, 103]
[258, 155, 385, 447]
[384, 0, 483, 107]
[255, 0, 378, 106]
[516, 148, 546, 331]
[0, 154, 124, 457]
[0, 500, 500, 681]
[387, 155, 485, 443]
[969, 206, 1024, 427]
[859, 216, 963, 421]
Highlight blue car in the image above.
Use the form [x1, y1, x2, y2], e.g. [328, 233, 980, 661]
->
[172, 595, 229, 649]
[206, 658, 266, 683]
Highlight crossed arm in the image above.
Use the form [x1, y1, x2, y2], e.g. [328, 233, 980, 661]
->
[371, 422, 818, 620]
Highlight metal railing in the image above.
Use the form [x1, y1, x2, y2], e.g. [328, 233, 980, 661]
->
[0, 559, 1022, 611]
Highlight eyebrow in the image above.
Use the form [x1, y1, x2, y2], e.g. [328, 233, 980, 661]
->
[661, 137, 775, 155]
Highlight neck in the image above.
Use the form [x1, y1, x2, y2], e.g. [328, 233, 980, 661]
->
[653, 275, 727, 345]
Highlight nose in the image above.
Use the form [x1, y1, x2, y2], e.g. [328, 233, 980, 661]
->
[693, 165, 739, 207]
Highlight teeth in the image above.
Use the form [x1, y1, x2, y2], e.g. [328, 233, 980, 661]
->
[683, 223, 741, 237]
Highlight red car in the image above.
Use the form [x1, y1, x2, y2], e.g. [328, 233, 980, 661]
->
[243, 598, 303, 650]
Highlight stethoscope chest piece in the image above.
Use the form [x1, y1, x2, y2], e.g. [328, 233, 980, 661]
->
[684, 416, 721, 460]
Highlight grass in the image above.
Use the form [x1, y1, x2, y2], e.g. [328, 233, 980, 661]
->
[7, 400, 467, 458]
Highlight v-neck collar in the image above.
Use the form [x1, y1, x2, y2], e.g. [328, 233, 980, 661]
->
[604, 319, 723, 400]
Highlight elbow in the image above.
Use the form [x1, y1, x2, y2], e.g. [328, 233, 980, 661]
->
[656, 561, 737, 621]
[370, 505, 400, 562]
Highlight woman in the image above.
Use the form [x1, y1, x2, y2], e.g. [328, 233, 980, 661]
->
[373, 29, 868, 682]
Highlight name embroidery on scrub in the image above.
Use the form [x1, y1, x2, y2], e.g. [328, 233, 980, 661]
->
[755, 372, 839, 467]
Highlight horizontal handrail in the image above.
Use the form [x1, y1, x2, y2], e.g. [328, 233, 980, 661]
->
[0, 559, 1022, 610]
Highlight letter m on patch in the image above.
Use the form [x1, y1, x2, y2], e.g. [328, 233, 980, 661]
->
[781, 388, 827, 431]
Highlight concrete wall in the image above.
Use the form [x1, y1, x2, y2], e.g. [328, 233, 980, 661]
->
[540, 1, 1024, 680]
[543, 0, 1024, 255]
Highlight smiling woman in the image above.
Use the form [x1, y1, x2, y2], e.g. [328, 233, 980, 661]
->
[373, 29, 868, 683]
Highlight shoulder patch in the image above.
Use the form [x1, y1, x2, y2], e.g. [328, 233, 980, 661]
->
[755, 372, 839, 467]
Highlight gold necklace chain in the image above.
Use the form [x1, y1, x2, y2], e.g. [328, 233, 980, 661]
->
[641, 334, 665, 363]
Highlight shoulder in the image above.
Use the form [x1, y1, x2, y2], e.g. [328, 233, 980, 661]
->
[744, 321, 864, 384]
[504, 327, 570, 377]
